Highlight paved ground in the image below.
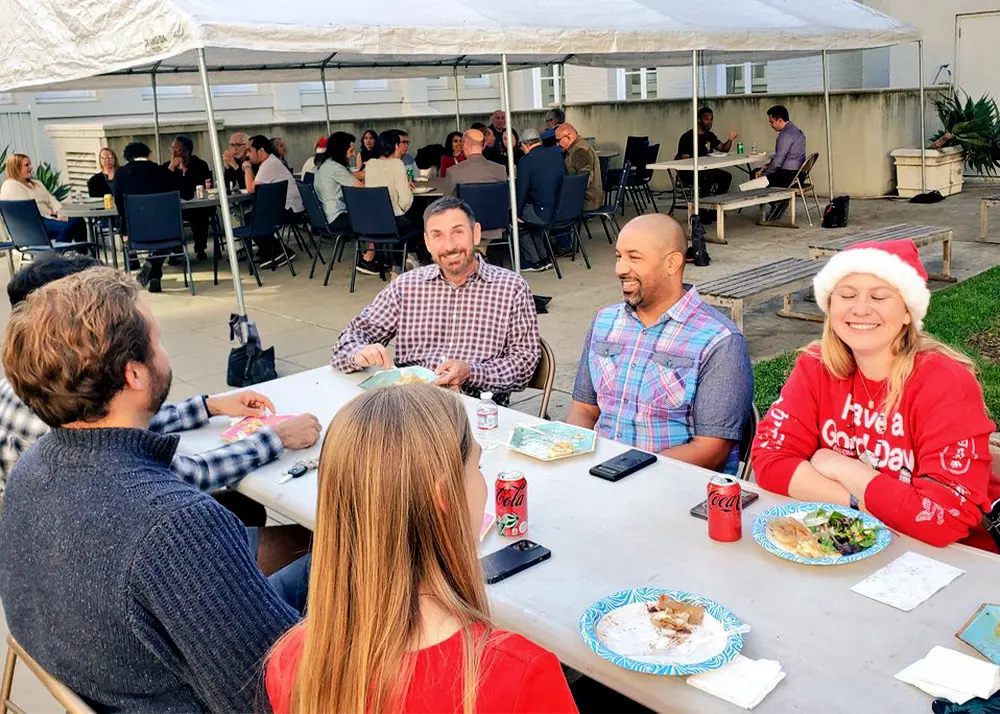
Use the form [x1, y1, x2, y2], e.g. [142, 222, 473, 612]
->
[2, 186, 999, 710]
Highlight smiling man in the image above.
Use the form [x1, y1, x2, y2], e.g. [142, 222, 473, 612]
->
[566, 214, 753, 474]
[330, 196, 540, 404]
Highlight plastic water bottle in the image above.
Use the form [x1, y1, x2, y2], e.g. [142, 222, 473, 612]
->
[751, 143, 758, 155]
[736, 141, 745, 156]
[476, 392, 499, 450]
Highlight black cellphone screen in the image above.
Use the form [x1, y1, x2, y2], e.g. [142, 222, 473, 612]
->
[589, 449, 658, 482]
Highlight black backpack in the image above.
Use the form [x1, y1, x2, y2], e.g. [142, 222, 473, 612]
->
[821, 195, 850, 229]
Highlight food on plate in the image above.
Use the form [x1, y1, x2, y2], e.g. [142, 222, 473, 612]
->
[768, 508, 880, 558]
[646, 594, 705, 633]
[548, 440, 575, 457]
[221, 415, 294, 443]
[396, 371, 433, 386]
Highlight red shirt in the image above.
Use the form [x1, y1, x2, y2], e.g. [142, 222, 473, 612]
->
[752, 350, 999, 552]
[266, 623, 579, 714]
[440, 153, 466, 178]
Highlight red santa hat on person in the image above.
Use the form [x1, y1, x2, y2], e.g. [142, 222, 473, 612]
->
[812, 239, 931, 329]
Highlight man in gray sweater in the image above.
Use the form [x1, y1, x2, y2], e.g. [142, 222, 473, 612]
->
[0, 267, 304, 712]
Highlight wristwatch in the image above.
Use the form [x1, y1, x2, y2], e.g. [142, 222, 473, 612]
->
[849, 494, 859, 510]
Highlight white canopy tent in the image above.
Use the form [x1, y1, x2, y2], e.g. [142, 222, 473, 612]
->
[1, 0, 922, 316]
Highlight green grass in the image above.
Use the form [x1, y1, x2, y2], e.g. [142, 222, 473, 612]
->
[752, 265, 1000, 418]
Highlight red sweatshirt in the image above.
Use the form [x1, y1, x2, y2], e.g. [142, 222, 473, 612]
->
[752, 349, 999, 552]
[266, 623, 579, 714]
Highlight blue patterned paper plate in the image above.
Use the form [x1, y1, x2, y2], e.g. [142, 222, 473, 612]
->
[579, 587, 745, 676]
[752, 502, 892, 566]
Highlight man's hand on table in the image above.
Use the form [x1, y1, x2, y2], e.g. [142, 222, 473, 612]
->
[206, 390, 276, 418]
[272, 414, 322, 450]
[353, 344, 394, 370]
[434, 360, 472, 387]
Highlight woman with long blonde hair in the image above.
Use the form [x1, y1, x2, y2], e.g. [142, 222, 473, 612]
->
[265, 385, 577, 714]
[752, 239, 999, 552]
[0, 153, 87, 245]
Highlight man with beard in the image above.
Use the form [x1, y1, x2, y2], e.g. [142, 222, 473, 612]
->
[330, 196, 540, 405]
[222, 131, 252, 189]
[0, 267, 314, 711]
[566, 214, 753, 474]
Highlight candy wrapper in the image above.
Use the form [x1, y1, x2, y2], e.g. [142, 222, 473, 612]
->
[221, 415, 294, 443]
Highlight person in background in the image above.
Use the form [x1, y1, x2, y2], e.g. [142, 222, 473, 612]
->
[265, 385, 577, 714]
[556, 122, 603, 212]
[442, 128, 506, 198]
[270, 137, 292, 172]
[675, 106, 738, 198]
[395, 129, 417, 170]
[222, 131, 252, 189]
[113, 142, 179, 293]
[300, 136, 327, 176]
[754, 104, 805, 188]
[487, 109, 519, 155]
[244, 134, 302, 268]
[545, 107, 566, 131]
[439, 130, 466, 178]
[568, 214, 753, 474]
[0, 268, 310, 712]
[0, 153, 87, 246]
[752, 239, 1000, 552]
[516, 127, 566, 267]
[87, 147, 118, 198]
[330, 197, 540, 404]
[501, 130, 525, 166]
[165, 135, 213, 260]
[354, 128, 379, 173]
[472, 122, 504, 165]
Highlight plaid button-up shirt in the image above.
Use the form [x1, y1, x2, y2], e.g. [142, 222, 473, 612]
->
[0, 378, 283, 497]
[331, 258, 541, 392]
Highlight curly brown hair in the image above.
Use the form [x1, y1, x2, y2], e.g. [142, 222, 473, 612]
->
[2, 267, 152, 427]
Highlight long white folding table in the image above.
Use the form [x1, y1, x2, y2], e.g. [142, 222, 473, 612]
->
[176, 366, 1000, 713]
[647, 152, 771, 174]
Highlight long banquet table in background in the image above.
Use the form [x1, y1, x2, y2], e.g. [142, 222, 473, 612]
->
[176, 367, 1000, 713]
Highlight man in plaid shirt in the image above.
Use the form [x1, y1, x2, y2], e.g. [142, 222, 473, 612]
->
[331, 197, 541, 401]
[0, 254, 322, 498]
[567, 214, 753, 474]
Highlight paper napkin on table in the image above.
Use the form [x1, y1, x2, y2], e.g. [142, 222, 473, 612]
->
[896, 646, 1000, 704]
[851, 551, 964, 612]
[687, 655, 786, 710]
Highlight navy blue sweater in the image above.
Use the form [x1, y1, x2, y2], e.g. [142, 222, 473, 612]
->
[0, 428, 298, 712]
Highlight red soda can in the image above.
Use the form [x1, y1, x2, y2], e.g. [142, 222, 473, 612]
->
[204, 179, 212, 190]
[495, 471, 528, 537]
[707, 475, 742, 542]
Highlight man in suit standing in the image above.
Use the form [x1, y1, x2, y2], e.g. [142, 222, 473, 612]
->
[164, 135, 213, 260]
[115, 142, 181, 294]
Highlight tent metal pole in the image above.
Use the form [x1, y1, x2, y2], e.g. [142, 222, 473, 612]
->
[151, 68, 162, 163]
[822, 50, 834, 197]
[918, 39, 926, 194]
[320, 66, 332, 136]
[453, 65, 462, 132]
[691, 50, 700, 218]
[197, 48, 247, 317]
[500, 53, 520, 273]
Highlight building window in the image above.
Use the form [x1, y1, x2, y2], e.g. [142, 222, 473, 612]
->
[463, 74, 491, 88]
[34, 90, 96, 103]
[618, 68, 657, 101]
[425, 76, 449, 89]
[299, 81, 335, 94]
[210, 84, 259, 96]
[531, 66, 564, 109]
[724, 63, 767, 95]
[0, 93, 12, 104]
[141, 86, 193, 100]
[354, 79, 389, 91]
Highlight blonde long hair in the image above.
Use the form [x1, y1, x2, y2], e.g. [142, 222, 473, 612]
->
[5, 153, 33, 185]
[812, 317, 975, 416]
[274, 385, 492, 714]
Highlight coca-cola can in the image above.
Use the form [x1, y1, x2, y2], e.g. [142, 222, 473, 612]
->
[495, 471, 528, 537]
[195, 185, 205, 200]
[707, 475, 742, 542]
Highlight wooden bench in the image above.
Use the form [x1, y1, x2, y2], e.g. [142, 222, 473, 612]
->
[698, 258, 824, 332]
[981, 194, 1000, 243]
[687, 187, 797, 244]
[808, 223, 955, 283]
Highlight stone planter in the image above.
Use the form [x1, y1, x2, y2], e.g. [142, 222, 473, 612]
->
[890, 146, 965, 198]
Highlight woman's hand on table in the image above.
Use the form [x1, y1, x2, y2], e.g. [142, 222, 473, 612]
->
[206, 390, 276, 418]
[810, 448, 878, 508]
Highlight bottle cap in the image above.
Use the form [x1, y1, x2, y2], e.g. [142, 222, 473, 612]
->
[481, 391, 493, 400]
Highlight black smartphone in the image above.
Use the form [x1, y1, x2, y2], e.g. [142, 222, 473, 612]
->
[481, 540, 552, 584]
[689, 490, 760, 520]
[589, 449, 658, 482]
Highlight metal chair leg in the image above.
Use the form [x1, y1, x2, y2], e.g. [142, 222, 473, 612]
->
[1, 641, 16, 714]
[322, 237, 341, 286]
[576, 224, 592, 269]
[583, 219, 595, 242]
[541, 229, 562, 279]
[349, 243, 361, 293]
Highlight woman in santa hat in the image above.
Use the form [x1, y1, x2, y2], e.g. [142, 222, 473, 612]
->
[752, 239, 999, 552]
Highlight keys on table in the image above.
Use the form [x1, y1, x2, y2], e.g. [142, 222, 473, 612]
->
[278, 458, 320, 484]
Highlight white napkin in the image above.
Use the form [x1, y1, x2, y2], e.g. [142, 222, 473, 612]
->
[687, 655, 786, 710]
[739, 176, 770, 192]
[851, 551, 965, 612]
[895, 646, 1000, 704]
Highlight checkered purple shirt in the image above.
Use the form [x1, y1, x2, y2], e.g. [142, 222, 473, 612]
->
[331, 258, 541, 392]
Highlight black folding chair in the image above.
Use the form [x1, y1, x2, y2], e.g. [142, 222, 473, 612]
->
[300, 182, 352, 287]
[629, 144, 660, 214]
[0, 200, 96, 261]
[455, 181, 512, 267]
[523, 173, 590, 279]
[302, 172, 316, 185]
[219, 181, 294, 286]
[342, 186, 422, 293]
[585, 160, 631, 243]
[123, 191, 195, 295]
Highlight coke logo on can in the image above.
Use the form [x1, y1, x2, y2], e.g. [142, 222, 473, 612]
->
[707, 475, 742, 542]
[495, 470, 528, 537]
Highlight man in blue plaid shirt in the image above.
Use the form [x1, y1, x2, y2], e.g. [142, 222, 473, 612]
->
[0, 254, 321, 499]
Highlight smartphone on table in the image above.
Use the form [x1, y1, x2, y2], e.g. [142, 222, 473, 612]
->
[481, 540, 552, 584]
[589, 449, 658, 482]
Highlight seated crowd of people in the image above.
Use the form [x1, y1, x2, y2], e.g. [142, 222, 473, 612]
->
[0, 110, 998, 712]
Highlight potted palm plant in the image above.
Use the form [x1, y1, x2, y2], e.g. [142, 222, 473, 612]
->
[892, 91, 1000, 197]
